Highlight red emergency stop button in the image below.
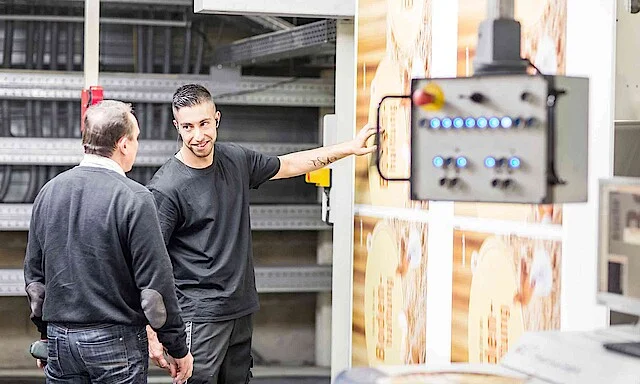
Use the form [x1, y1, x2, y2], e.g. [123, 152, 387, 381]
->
[412, 88, 435, 106]
[412, 82, 445, 111]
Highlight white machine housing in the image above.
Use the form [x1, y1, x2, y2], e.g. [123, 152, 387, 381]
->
[410, 73, 589, 204]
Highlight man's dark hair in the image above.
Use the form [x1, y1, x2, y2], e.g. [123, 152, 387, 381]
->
[172, 84, 214, 115]
[82, 100, 135, 158]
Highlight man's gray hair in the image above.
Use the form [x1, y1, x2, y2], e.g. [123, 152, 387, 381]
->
[82, 100, 135, 157]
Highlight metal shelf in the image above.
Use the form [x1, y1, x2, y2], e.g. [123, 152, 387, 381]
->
[255, 265, 331, 293]
[0, 138, 317, 166]
[248, 205, 330, 230]
[212, 20, 337, 66]
[0, 204, 330, 231]
[0, 70, 335, 107]
[0, 265, 331, 296]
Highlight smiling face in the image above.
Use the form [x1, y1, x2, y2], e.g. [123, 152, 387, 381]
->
[173, 101, 221, 159]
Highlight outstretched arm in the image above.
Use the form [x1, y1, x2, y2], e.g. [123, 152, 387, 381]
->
[272, 124, 377, 180]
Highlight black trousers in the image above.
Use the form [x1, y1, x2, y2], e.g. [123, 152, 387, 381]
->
[186, 314, 253, 384]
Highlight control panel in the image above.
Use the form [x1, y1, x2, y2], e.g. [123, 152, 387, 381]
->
[408, 74, 588, 204]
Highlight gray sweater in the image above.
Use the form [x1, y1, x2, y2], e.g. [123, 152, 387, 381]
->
[23, 166, 188, 358]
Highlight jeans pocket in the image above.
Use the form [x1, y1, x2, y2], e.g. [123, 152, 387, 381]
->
[45, 337, 65, 377]
[77, 337, 129, 382]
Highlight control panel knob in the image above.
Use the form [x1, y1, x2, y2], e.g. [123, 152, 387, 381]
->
[449, 178, 459, 187]
[502, 179, 513, 188]
[439, 178, 447, 186]
[491, 179, 500, 188]
[521, 92, 533, 102]
[470, 92, 486, 103]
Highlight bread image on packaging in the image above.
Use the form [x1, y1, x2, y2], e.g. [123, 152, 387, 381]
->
[354, 216, 428, 367]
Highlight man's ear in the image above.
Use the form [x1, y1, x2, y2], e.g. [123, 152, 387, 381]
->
[173, 120, 179, 131]
[116, 136, 128, 155]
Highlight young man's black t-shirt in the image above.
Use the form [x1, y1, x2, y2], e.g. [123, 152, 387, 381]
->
[147, 143, 281, 322]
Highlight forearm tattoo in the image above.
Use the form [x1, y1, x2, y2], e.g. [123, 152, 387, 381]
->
[310, 157, 338, 167]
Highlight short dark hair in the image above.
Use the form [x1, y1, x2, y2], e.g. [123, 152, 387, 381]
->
[82, 100, 135, 158]
[172, 84, 215, 115]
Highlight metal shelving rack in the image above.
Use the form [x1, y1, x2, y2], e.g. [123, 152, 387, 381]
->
[0, 70, 335, 107]
[0, 138, 317, 166]
[0, 2, 337, 371]
[0, 265, 332, 296]
[0, 204, 330, 231]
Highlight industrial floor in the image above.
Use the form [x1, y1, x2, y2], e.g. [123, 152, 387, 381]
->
[0, 366, 331, 384]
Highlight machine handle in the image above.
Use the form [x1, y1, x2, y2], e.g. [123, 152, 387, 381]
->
[375, 94, 412, 182]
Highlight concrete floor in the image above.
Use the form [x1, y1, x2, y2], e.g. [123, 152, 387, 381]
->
[0, 366, 331, 384]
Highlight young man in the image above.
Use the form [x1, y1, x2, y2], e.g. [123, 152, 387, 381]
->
[146, 84, 376, 383]
[23, 100, 193, 384]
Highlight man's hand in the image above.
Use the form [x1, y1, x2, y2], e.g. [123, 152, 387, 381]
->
[36, 359, 45, 370]
[349, 124, 378, 156]
[172, 352, 194, 384]
[147, 326, 173, 374]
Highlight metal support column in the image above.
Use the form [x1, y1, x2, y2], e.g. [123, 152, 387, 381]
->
[84, 0, 100, 88]
[330, 19, 355, 381]
[315, 95, 335, 367]
[316, 231, 332, 367]
[487, 0, 514, 20]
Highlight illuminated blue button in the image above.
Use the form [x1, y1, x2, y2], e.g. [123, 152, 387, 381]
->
[433, 156, 445, 168]
[509, 157, 521, 169]
[442, 118, 452, 129]
[484, 156, 496, 168]
[476, 117, 488, 129]
[456, 156, 468, 168]
[465, 117, 475, 128]
[489, 117, 500, 129]
[453, 117, 464, 129]
[501, 117, 513, 128]
[430, 118, 441, 129]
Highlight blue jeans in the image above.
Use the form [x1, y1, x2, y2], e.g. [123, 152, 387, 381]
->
[45, 323, 148, 384]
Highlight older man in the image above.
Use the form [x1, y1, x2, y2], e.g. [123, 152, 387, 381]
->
[24, 100, 193, 384]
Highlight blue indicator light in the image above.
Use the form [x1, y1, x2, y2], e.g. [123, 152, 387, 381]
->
[433, 156, 444, 168]
[509, 157, 521, 169]
[484, 156, 496, 168]
[489, 117, 500, 129]
[453, 117, 464, 129]
[476, 117, 488, 129]
[456, 156, 468, 168]
[465, 117, 475, 128]
[513, 117, 522, 127]
[430, 118, 441, 129]
[501, 117, 513, 128]
[442, 118, 452, 129]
